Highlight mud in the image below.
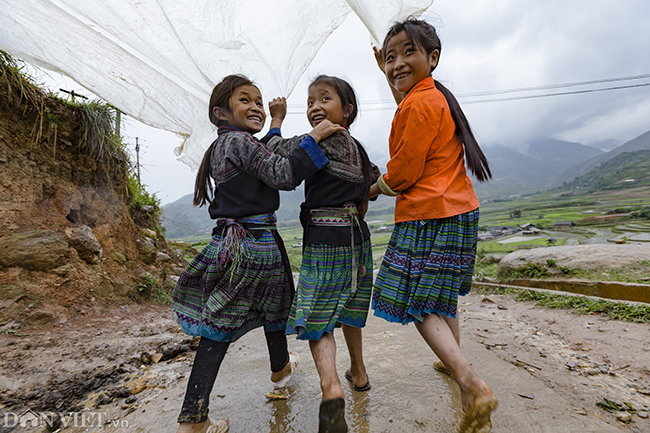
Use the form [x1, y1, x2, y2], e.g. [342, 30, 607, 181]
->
[1, 293, 649, 432]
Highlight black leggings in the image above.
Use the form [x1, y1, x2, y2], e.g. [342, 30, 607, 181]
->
[177, 330, 290, 424]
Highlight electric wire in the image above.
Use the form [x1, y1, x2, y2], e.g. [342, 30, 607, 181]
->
[285, 79, 650, 114]
[285, 72, 650, 111]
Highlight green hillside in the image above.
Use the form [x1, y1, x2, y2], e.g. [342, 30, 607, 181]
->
[556, 129, 650, 185]
[162, 188, 305, 239]
[473, 140, 603, 200]
[562, 149, 650, 191]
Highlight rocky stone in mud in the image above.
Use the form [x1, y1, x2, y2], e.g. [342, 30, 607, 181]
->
[160, 343, 190, 361]
[616, 412, 633, 423]
[24, 309, 56, 326]
[0, 230, 69, 271]
[157, 252, 172, 262]
[137, 237, 158, 265]
[65, 225, 103, 264]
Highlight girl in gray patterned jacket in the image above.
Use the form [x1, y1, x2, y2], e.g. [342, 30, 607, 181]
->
[172, 74, 343, 433]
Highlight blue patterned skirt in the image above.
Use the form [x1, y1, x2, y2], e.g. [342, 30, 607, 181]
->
[372, 209, 479, 324]
[286, 239, 373, 340]
[172, 228, 293, 342]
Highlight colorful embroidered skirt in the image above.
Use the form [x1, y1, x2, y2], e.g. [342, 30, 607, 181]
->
[173, 230, 293, 342]
[286, 239, 373, 340]
[372, 209, 479, 324]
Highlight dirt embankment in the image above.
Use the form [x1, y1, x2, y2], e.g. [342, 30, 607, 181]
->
[0, 56, 191, 422]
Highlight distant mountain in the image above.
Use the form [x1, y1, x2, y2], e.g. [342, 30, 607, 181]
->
[561, 149, 650, 191]
[472, 145, 552, 199]
[521, 139, 604, 173]
[473, 139, 603, 200]
[161, 194, 213, 239]
[162, 188, 304, 239]
[555, 129, 650, 185]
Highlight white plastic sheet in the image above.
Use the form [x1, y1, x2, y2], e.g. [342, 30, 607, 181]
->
[0, 0, 433, 167]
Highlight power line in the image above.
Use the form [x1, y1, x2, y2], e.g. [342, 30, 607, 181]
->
[286, 72, 650, 110]
[285, 80, 650, 114]
[456, 72, 650, 98]
[461, 82, 650, 104]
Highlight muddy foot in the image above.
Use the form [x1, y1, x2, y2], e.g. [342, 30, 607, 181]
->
[458, 395, 498, 433]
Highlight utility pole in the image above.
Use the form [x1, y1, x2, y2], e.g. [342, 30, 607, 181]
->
[115, 109, 121, 138]
[135, 137, 140, 185]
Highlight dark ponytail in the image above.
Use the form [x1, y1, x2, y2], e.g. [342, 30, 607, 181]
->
[383, 18, 492, 182]
[434, 81, 491, 182]
[194, 74, 255, 207]
[308, 75, 373, 203]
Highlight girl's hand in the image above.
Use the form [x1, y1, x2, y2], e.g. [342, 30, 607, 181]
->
[269, 97, 287, 129]
[309, 119, 345, 143]
[373, 46, 385, 74]
[269, 97, 287, 120]
[368, 182, 381, 199]
[359, 199, 369, 220]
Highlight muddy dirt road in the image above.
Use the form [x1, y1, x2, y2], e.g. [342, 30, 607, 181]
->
[1, 291, 649, 432]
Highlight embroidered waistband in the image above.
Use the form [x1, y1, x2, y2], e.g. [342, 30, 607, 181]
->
[309, 203, 358, 226]
[213, 213, 277, 268]
[309, 203, 364, 293]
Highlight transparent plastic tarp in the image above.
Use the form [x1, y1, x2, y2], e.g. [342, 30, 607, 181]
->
[0, 0, 433, 167]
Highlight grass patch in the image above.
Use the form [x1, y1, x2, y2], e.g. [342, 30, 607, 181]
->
[474, 284, 650, 323]
[503, 263, 549, 280]
[567, 261, 650, 284]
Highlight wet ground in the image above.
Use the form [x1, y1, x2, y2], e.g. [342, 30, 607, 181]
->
[1, 291, 649, 432]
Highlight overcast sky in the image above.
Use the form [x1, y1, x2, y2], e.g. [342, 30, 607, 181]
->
[35, 0, 650, 204]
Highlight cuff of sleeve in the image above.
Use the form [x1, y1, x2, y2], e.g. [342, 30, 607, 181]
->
[299, 135, 329, 170]
[377, 174, 400, 197]
[267, 127, 282, 137]
[262, 127, 282, 139]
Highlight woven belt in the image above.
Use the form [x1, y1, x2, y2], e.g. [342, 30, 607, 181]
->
[309, 203, 363, 293]
[213, 213, 277, 267]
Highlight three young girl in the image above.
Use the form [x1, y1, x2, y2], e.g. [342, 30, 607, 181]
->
[173, 16, 496, 433]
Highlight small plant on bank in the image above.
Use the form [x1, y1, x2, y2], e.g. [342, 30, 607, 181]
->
[504, 263, 549, 280]
[546, 259, 556, 267]
[138, 274, 158, 294]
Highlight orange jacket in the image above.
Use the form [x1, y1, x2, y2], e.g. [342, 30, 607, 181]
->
[383, 77, 479, 223]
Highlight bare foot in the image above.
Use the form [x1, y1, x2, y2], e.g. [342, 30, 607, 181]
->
[346, 364, 368, 389]
[433, 360, 453, 378]
[457, 377, 497, 433]
[271, 352, 299, 388]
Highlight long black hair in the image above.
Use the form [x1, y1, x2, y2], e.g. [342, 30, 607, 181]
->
[309, 75, 374, 205]
[194, 75, 256, 207]
[382, 18, 492, 182]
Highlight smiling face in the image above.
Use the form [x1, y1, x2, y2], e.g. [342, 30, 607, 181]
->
[384, 30, 439, 94]
[213, 84, 265, 133]
[307, 83, 350, 128]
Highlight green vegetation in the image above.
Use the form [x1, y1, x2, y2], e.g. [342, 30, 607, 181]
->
[474, 284, 650, 323]
[137, 273, 172, 305]
[503, 263, 549, 280]
[1, 51, 161, 229]
[563, 149, 650, 191]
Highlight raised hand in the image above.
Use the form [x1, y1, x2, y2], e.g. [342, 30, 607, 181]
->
[309, 119, 345, 143]
[269, 97, 287, 129]
[373, 46, 385, 74]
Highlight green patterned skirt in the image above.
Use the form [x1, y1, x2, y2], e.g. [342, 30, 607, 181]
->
[173, 229, 293, 342]
[286, 239, 373, 340]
